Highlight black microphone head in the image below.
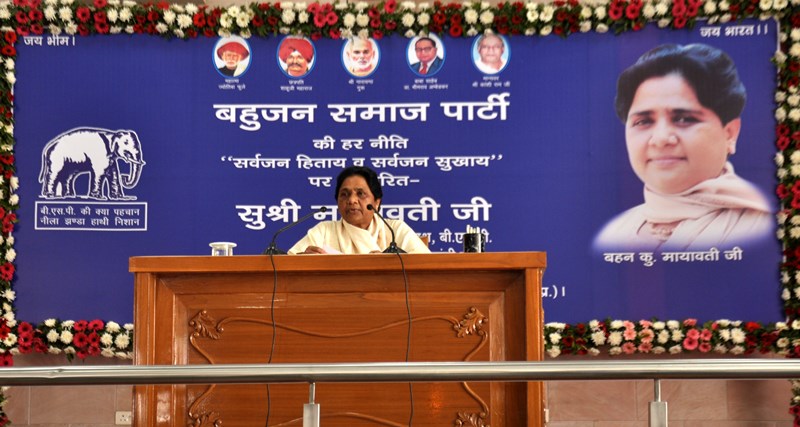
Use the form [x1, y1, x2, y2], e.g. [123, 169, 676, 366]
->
[319, 206, 328, 212]
[367, 204, 375, 211]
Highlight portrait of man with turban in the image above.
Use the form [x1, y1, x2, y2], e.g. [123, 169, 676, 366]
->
[214, 38, 251, 78]
[278, 37, 315, 78]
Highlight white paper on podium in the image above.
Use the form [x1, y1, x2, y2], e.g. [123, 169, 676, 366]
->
[321, 245, 341, 254]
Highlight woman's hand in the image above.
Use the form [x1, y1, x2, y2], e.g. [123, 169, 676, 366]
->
[301, 246, 327, 254]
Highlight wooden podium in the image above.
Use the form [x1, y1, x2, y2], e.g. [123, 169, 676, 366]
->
[130, 252, 546, 427]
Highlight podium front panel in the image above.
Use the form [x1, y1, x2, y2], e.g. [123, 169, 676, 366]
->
[130, 252, 546, 426]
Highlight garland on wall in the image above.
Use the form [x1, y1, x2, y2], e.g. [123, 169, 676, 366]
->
[0, 0, 794, 424]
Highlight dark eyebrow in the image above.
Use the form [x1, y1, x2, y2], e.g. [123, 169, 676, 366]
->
[339, 186, 367, 193]
[627, 110, 653, 120]
[669, 108, 703, 116]
[628, 107, 703, 120]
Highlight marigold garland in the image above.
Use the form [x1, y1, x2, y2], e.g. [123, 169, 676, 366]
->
[0, 0, 794, 424]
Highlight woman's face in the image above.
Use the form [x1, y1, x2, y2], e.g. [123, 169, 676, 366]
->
[625, 73, 741, 194]
[337, 175, 380, 229]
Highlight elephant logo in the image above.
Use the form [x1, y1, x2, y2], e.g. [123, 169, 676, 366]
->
[39, 127, 146, 201]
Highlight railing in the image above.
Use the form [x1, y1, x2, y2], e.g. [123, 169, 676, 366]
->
[0, 359, 798, 426]
[0, 359, 798, 385]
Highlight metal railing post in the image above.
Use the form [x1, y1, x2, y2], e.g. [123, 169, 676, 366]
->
[303, 382, 320, 427]
[649, 378, 668, 427]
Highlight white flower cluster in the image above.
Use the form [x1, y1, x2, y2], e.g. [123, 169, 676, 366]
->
[218, 5, 256, 38]
[38, 319, 134, 359]
[544, 320, 605, 357]
[544, 318, 768, 358]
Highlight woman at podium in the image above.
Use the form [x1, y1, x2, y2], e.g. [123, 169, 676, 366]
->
[289, 166, 430, 254]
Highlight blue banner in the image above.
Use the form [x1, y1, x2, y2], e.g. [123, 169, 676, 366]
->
[13, 20, 781, 324]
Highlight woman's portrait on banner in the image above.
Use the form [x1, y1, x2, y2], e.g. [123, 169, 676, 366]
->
[472, 34, 509, 75]
[593, 43, 773, 252]
[213, 36, 251, 78]
[277, 36, 316, 78]
[343, 37, 380, 78]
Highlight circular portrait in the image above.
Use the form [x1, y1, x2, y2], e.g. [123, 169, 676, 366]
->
[471, 34, 509, 75]
[593, 43, 772, 252]
[407, 35, 445, 77]
[342, 37, 380, 78]
[277, 36, 316, 78]
[213, 36, 251, 78]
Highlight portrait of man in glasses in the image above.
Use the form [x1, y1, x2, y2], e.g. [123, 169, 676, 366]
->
[409, 35, 444, 77]
[473, 34, 509, 75]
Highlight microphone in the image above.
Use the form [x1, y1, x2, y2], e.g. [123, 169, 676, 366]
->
[263, 206, 328, 255]
[367, 204, 406, 254]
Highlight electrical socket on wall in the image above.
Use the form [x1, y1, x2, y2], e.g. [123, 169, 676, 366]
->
[115, 411, 132, 425]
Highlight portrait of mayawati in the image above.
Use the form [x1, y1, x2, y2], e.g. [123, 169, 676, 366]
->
[593, 43, 773, 253]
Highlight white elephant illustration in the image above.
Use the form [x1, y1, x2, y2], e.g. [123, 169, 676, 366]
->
[39, 127, 146, 201]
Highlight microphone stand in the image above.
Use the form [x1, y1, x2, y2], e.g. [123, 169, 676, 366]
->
[367, 204, 406, 254]
[262, 244, 287, 255]
[263, 206, 328, 255]
[367, 205, 413, 425]
[263, 206, 327, 426]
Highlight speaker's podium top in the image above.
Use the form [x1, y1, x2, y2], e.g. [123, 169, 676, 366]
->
[129, 251, 547, 274]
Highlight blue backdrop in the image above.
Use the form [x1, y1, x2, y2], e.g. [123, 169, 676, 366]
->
[12, 20, 782, 324]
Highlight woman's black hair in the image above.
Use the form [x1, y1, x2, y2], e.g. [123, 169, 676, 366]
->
[615, 43, 746, 125]
[334, 166, 383, 201]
